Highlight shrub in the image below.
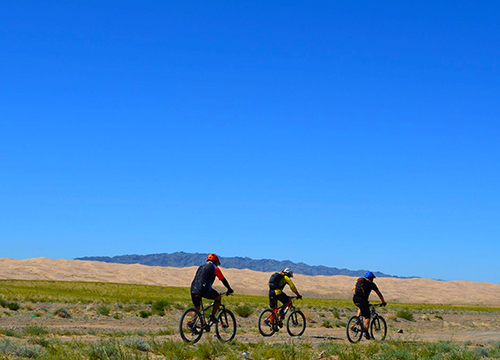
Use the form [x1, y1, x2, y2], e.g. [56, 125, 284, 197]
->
[123, 305, 139, 313]
[24, 326, 48, 336]
[152, 300, 171, 316]
[96, 305, 111, 316]
[28, 337, 50, 348]
[322, 320, 333, 328]
[121, 337, 151, 352]
[54, 308, 72, 318]
[396, 308, 415, 321]
[87, 340, 122, 360]
[157, 328, 175, 336]
[331, 309, 341, 319]
[234, 304, 254, 318]
[139, 310, 151, 318]
[6, 302, 20, 311]
[1, 329, 17, 337]
[0, 339, 42, 358]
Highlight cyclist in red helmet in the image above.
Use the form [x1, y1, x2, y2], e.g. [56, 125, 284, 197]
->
[190, 253, 234, 323]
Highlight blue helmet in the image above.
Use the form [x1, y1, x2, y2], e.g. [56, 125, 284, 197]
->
[365, 271, 376, 280]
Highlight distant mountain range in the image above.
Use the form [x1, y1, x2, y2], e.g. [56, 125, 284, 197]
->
[76, 252, 410, 278]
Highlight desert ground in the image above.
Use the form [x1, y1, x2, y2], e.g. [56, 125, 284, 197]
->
[1, 257, 499, 348]
[1, 257, 500, 306]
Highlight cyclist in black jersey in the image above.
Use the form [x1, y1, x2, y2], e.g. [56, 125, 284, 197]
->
[190, 253, 234, 323]
[352, 271, 386, 339]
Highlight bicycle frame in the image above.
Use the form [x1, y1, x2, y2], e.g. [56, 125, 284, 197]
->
[258, 296, 305, 337]
[199, 302, 226, 324]
[273, 298, 295, 319]
[195, 293, 229, 327]
[347, 303, 386, 343]
[180, 291, 236, 343]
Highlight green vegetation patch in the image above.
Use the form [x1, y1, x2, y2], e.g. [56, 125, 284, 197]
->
[0, 279, 190, 304]
[396, 307, 415, 321]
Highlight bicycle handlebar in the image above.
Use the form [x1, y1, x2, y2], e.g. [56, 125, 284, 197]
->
[368, 303, 386, 307]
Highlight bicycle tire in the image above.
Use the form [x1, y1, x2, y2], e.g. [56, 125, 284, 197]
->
[346, 315, 363, 343]
[286, 309, 306, 336]
[215, 309, 237, 342]
[370, 315, 387, 341]
[179, 307, 204, 343]
[258, 309, 277, 337]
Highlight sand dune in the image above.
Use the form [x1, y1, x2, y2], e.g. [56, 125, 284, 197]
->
[1, 257, 499, 306]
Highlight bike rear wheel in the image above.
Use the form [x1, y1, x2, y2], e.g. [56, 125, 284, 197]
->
[346, 315, 363, 343]
[370, 315, 387, 341]
[215, 309, 237, 342]
[258, 309, 277, 337]
[286, 310, 306, 336]
[179, 307, 204, 343]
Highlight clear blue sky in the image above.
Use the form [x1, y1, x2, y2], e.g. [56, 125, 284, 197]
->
[1, 1, 499, 283]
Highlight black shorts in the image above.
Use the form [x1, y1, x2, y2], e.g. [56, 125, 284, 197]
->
[353, 295, 370, 318]
[191, 289, 220, 307]
[269, 289, 290, 309]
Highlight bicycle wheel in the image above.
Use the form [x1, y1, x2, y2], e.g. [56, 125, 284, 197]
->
[286, 310, 306, 336]
[370, 315, 387, 341]
[216, 309, 237, 342]
[346, 315, 363, 343]
[179, 307, 204, 343]
[258, 309, 277, 337]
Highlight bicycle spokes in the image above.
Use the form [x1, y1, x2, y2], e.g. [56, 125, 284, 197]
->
[215, 309, 236, 342]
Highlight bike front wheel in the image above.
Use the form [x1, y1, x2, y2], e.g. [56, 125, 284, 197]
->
[346, 315, 363, 343]
[370, 315, 387, 341]
[258, 309, 277, 337]
[215, 309, 237, 342]
[179, 307, 204, 343]
[286, 310, 306, 336]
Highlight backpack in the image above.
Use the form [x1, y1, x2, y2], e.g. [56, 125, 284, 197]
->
[353, 277, 368, 297]
[268, 272, 285, 290]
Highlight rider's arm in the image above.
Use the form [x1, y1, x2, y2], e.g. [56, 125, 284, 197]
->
[284, 276, 302, 298]
[221, 278, 234, 294]
[216, 267, 234, 294]
[375, 289, 386, 305]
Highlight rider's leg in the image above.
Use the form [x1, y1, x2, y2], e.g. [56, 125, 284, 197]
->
[190, 294, 202, 322]
[269, 289, 277, 309]
[212, 296, 222, 317]
[357, 300, 371, 335]
[277, 293, 290, 318]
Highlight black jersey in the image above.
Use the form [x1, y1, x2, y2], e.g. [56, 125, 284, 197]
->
[190, 262, 224, 295]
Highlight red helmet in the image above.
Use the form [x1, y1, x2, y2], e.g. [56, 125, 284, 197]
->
[206, 253, 220, 265]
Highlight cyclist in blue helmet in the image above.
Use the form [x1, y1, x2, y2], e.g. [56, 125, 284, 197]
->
[352, 271, 386, 339]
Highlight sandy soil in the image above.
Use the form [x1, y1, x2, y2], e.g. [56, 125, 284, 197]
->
[1, 300, 499, 344]
[1, 258, 500, 345]
[1, 257, 500, 306]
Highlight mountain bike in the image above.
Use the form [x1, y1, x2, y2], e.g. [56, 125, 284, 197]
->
[346, 303, 387, 343]
[179, 292, 236, 344]
[258, 296, 306, 337]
